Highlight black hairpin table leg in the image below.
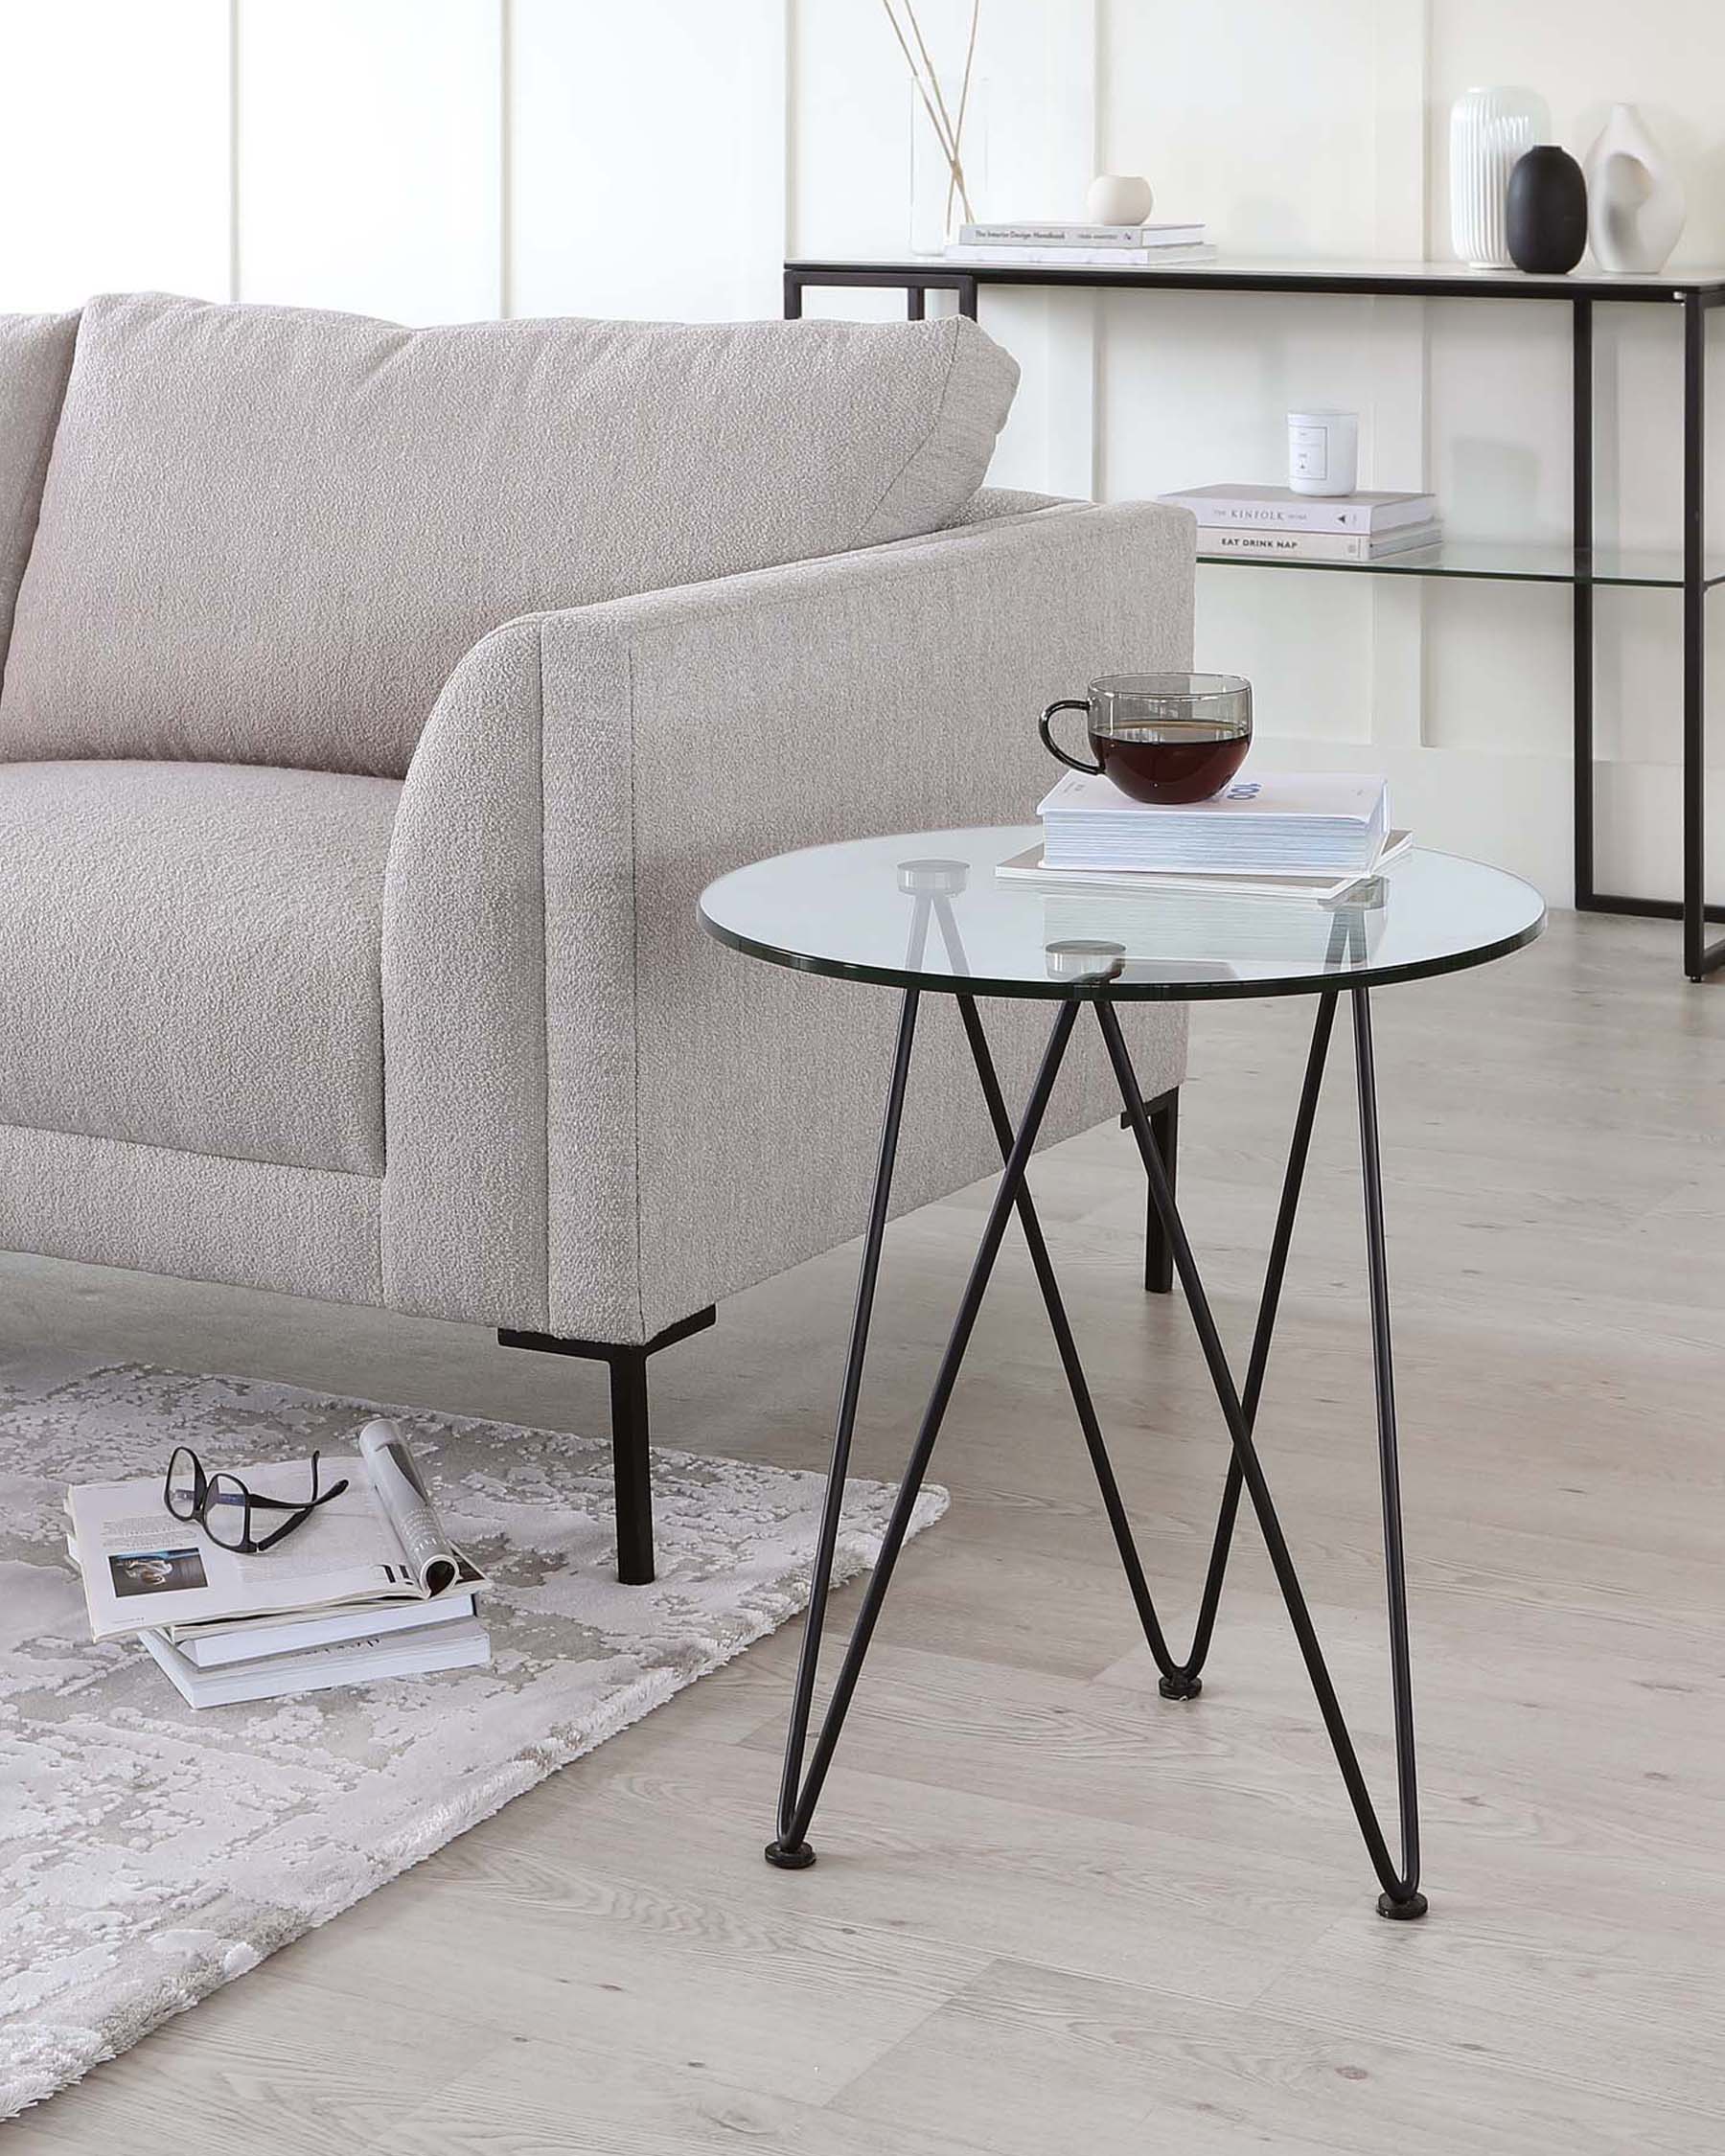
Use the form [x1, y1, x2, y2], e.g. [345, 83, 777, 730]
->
[1100, 991, 1424, 1917]
[768, 995, 1081, 1868]
[768, 981, 1424, 1918]
[1350, 987, 1422, 1914]
[1139, 991, 1340, 1697]
[954, 993, 1329, 1699]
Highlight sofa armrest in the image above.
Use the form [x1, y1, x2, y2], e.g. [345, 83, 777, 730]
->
[381, 501, 1195, 1341]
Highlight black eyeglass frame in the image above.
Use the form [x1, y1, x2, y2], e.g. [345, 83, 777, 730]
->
[163, 1445, 350, 1556]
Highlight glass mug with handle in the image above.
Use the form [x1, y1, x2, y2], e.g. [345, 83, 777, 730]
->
[1040, 672, 1253, 806]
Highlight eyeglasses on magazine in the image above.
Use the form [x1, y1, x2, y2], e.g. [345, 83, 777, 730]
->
[163, 1445, 350, 1556]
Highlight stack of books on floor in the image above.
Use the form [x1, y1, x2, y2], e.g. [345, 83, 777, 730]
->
[1158, 483, 1442, 563]
[65, 1416, 490, 1708]
[944, 219, 1215, 267]
[998, 771, 1408, 968]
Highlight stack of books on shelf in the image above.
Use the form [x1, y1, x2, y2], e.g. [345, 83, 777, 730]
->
[1158, 484, 1442, 563]
[64, 1417, 491, 1709]
[944, 219, 1215, 267]
[997, 771, 1409, 967]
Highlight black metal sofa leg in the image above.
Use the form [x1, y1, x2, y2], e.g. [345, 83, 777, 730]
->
[1122, 1087, 1180, 1295]
[498, 1306, 718, 1585]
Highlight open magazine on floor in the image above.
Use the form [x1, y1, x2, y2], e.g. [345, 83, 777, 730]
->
[67, 1417, 488, 1644]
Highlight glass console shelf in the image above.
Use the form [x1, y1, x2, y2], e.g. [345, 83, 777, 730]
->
[1196, 541, 1725, 588]
[785, 254, 1725, 978]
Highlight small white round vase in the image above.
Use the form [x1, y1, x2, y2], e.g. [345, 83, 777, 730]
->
[1450, 86, 1550, 268]
[1086, 173, 1153, 227]
[1584, 103, 1686, 273]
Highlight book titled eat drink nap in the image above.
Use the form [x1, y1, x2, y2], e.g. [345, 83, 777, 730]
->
[1201, 524, 1440, 562]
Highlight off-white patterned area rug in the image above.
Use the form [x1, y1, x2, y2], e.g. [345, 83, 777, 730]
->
[0, 1357, 946, 2121]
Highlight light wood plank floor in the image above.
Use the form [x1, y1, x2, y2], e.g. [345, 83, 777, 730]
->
[7, 908, 1723, 2153]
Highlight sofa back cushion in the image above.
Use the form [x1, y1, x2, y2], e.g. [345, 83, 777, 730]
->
[0, 292, 1019, 776]
[0, 310, 78, 677]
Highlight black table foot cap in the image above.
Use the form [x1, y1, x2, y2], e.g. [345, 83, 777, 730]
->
[1376, 1890, 1429, 1921]
[1158, 1672, 1203, 1701]
[765, 1839, 816, 1870]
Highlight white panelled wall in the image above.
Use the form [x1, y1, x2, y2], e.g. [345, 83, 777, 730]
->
[0, 0, 1720, 906]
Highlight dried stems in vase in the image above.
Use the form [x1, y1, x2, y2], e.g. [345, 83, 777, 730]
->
[879, 0, 978, 228]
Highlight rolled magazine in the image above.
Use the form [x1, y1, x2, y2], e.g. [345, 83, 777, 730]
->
[356, 1417, 459, 1595]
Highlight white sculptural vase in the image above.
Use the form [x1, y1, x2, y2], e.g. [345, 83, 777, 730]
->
[1584, 103, 1686, 274]
[1451, 86, 1550, 269]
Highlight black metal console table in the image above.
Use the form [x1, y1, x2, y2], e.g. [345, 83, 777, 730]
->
[785, 255, 1725, 979]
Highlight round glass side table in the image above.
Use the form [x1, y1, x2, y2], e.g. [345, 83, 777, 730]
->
[700, 828, 1545, 1918]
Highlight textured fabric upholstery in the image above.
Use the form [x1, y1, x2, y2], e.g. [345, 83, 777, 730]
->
[0, 310, 78, 676]
[1, 293, 1019, 779]
[0, 761, 398, 1175]
[947, 484, 1066, 523]
[0, 1125, 380, 1305]
[380, 628, 548, 1325]
[382, 499, 1195, 1342]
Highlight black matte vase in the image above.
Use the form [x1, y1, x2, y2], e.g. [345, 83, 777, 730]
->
[1506, 146, 1588, 274]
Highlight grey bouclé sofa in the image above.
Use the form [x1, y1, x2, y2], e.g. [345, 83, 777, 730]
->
[0, 291, 1192, 1580]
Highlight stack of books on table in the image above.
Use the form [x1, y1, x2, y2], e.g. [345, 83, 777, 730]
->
[997, 771, 1408, 968]
[1158, 484, 1442, 563]
[944, 220, 1215, 268]
[64, 1416, 490, 1708]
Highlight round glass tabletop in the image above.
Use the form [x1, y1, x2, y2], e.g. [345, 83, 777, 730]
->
[699, 828, 1545, 1001]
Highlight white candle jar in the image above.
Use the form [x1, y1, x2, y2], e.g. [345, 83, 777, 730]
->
[1287, 409, 1359, 497]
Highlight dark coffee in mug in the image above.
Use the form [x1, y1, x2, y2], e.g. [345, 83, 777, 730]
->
[1041, 673, 1253, 806]
[1090, 714, 1251, 804]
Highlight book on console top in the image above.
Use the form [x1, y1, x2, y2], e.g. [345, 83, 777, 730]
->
[1038, 771, 1389, 876]
[944, 243, 1218, 266]
[956, 221, 1208, 248]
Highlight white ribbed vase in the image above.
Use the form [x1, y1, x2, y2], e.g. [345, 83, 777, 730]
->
[1451, 86, 1551, 268]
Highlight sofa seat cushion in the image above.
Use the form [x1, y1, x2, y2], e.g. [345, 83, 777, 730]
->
[0, 761, 398, 1175]
[0, 291, 1020, 778]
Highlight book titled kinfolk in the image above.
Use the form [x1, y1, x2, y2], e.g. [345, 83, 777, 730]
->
[1160, 483, 1439, 536]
